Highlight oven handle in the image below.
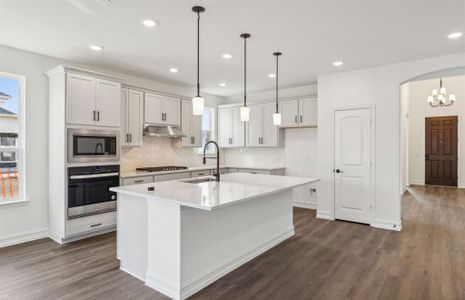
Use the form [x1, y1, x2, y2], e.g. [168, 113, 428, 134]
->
[69, 172, 120, 180]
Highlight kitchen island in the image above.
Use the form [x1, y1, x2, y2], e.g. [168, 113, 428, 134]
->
[111, 173, 319, 300]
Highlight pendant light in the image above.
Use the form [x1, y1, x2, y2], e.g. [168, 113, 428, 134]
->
[192, 6, 205, 115]
[272, 52, 282, 126]
[240, 33, 251, 122]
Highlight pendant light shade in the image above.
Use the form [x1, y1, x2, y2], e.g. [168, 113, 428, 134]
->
[192, 6, 205, 115]
[272, 52, 282, 126]
[240, 33, 251, 122]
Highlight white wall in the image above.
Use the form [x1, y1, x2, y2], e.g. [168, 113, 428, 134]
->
[317, 52, 465, 230]
[406, 75, 465, 188]
[223, 85, 319, 208]
[0, 45, 223, 246]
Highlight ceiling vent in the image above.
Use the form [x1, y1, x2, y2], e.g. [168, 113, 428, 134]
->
[96, 0, 113, 5]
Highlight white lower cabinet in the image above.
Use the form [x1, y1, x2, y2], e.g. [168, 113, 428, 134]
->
[181, 100, 202, 147]
[154, 172, 190, 182]
[123, 175, 154, 185]
[121, 88, 143, 146]
[218, 105, 244, 148]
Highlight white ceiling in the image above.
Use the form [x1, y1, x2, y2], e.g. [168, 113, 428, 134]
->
[1, 0, 464, 97]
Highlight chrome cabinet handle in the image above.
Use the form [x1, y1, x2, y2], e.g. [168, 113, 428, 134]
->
[93, 110, 96, 121]
[90, 223, 102, 228]
[97, 111, 100, 121]
[133, 180, 144, 183]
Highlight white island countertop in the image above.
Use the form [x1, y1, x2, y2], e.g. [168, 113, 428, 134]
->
[111, 173, 319, 211]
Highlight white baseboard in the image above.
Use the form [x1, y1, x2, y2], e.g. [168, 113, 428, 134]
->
[293, 201, 316, 210]
[371, 219, 402, 231]
[0, 228, 49, 248]
[316, 210, 334, 220]
[121, 265, 146, 282]
[145, 228, 295, 300]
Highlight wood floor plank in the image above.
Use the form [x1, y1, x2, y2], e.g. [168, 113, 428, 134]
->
[0, 185, 464, 300]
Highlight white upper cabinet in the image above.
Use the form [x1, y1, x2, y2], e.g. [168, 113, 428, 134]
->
[66, 73, 96, 126]
[144, 93, 180, 126]
[95, 79, 121, 127]
[66, 72, 120, 127]
[280, 100, 299, 127]
[121, 88, 143, 147]
[218, 105, 244, 148]
[246, 103, 280, 147]
[299, 98, 318, 126]
[181, 100, 202, 147]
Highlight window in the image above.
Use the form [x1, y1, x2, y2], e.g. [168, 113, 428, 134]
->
[199, 107, 216, 154]
[0, 72, 25, 202]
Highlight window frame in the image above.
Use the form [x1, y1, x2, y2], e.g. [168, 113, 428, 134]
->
[0, 71, 27, 204]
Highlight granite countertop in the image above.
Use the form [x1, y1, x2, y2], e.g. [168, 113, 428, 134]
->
[111, 173, 319, 211]
[120, 165, 286, 178]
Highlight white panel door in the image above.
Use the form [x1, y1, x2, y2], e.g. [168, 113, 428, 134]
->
[127, 90, 143, 146]
[144, 93, 163, 124]
[246, 104, 262, 147]
[300, 98, 318, 126]
[280, 100, 299, 127]
[218, 107, 233, 147]
[66, 73, 96, 125]
[163, 97, 180, 126]
[334, 108, 372, 224]
[231, 106, 245, 147]
[96, 79, 121, 127]
[262, 103, 278, 147]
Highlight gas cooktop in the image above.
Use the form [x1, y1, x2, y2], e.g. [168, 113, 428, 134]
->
[136, 166, 188, 172]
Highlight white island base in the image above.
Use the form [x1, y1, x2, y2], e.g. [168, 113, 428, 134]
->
[113, 173, 318, 300]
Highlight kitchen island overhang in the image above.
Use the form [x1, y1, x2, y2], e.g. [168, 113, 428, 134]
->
[111, 173, 319, 300]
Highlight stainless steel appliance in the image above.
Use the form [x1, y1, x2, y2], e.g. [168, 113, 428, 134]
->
[67, 128, 119, 163]
[136, 166, 188, 172]
[67, 165, 119, 219]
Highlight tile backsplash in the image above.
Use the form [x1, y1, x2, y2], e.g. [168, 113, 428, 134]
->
[121, 136, 222, 172]
[223, 147, 285, 167]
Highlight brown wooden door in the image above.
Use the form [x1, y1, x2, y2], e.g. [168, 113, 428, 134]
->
[425, 116, 458, 187]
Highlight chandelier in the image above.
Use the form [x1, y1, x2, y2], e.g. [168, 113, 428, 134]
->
[427, 78, 456, 107]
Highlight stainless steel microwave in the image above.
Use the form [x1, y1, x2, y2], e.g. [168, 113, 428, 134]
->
[67, 129, 120, 163]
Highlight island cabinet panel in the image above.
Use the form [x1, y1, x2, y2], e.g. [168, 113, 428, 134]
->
[218, 105, 245, 148]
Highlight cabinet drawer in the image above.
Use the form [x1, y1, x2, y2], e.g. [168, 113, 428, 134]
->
[154, 172, 190, 182]
[123, 176, 154, 185]
[66, 211, 116, 237]
[220, 168, 229, 174]
[191, 170, 212, 177]
[237, 168, 271, 175]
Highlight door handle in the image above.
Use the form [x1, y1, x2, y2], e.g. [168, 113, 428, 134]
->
[335, 169, 343, 174]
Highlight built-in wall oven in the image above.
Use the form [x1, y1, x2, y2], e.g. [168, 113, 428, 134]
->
[67, 165, 119, 219]
[67, 128, 119, 163]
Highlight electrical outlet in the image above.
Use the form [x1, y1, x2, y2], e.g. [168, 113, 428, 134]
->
[309, 188, 317, 196]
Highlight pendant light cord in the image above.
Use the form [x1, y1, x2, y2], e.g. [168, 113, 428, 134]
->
[275, 54, 279, 113]
[196, 11, 200, 97]
[244, 36, 247, 107]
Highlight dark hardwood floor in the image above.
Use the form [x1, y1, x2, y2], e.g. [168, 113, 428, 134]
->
[1, 185, 464, 300]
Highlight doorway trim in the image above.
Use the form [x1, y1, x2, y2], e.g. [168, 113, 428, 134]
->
[329, 103, 376, 225]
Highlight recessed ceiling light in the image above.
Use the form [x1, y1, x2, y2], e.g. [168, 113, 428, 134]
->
[96, 0, 113, 5]
[268, 73, 276, 78]
[89, 45, 104, 52]
[219, 82, 227, 87]
[447, 32, 463, 39]
[169, 68, 178, 73]
[142, 19, 158, 27]
[221, 53, 233, 60]
[333, 61, 343, 66]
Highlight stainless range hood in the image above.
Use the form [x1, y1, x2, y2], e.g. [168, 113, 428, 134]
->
[143, 124, 186, 138]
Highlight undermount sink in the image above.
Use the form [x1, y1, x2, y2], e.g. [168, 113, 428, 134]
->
[180, 176, 217, 184]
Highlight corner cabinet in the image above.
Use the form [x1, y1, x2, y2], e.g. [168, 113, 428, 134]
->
[280, 98, 317, 128]
[121, 88, 143, 147]
[66, 73, 121, 127]
[144, 93, 180, 126]
[181, 100, 202, 147]
[218, 105, 245, 148]
[246, 103, 282, 147]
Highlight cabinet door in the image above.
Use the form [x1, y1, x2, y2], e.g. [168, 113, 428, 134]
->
[246, 104, 262, 147]
[262, 103, 279, 147]
[280, 100, 299, 127]
[66, 73, 96, 125]
[300, 98, 318, 126]
[218, 107, 233, 147]
[95, 79, 121, 127]
[144, 93, 163, 124]
[191, 110, 202, 147]
[181, 101, 192, 146]
[120, 89, 129, 146]
[163, 97, 181, 126]
[127, 90, 143, 146]
[231, 106, 245, 147]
